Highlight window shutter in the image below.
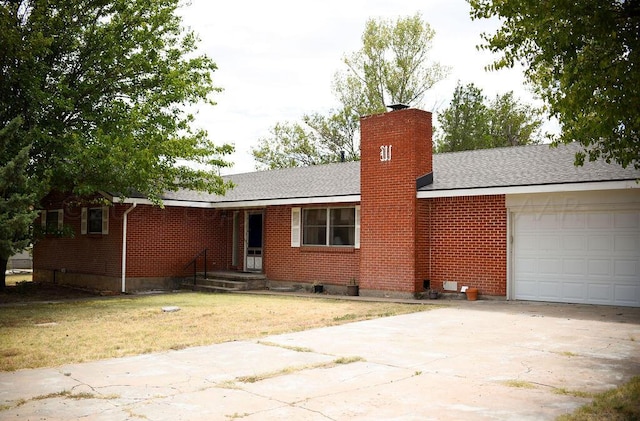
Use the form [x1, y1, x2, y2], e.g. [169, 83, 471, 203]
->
[81, 207, 87, 234]
[41, 211, 46, 229]
[101, 206, 109, 235]
[291, 207, 301, 247]
[354, 205, 361, 249]
[57, 209, 64, 230]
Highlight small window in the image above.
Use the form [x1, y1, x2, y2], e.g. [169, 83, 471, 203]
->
[81, 206, 109, 235]
[46, 210, 60, 231]
[302, 207, 355, 246]
[41, 209, 63, 232]
[88, 208, 103, 234]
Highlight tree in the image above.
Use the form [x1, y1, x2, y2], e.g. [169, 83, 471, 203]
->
[252, 13, 449, 169]
[487, 91, 543, 148]
[435, 82, 543, 152]
[435, 83, 491, 152]
[468, 0, 640, 169]
[252, 122, 324, 170]
[0, 118, 39, 288]
[338, 12, 450, 115]
[0, 0, 233, 286]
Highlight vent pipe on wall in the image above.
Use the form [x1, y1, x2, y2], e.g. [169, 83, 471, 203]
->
[121, 202, 138, 293]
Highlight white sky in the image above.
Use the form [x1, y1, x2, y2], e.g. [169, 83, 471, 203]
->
[179, 0, 544, 175]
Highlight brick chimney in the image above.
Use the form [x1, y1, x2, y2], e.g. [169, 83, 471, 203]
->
[359, 107, 433, 296]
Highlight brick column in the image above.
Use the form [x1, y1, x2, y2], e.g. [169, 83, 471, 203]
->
[359, 108, 432, 296]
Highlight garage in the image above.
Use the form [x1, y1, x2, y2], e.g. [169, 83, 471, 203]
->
[511, 192, 640, 307]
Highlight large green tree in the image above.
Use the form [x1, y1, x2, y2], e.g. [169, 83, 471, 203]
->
[468, 0, 640, 169]
[0, 0, 233, 287]
[252, 13, 449, 169]
[436, 82, 543, 152]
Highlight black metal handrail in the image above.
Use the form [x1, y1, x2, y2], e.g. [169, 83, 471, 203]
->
[184, 248, 207, 285]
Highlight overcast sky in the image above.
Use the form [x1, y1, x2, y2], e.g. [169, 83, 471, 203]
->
[179, 0, 543, 175]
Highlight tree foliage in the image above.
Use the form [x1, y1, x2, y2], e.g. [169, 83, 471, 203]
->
[436, 83, 490, 152]
[0, 117, 39, 288]
[487, 91, 543, 148]
[0, 0, 233, 201]
[252, 108, 361, 170]
[252, 13, 449, 169]
[468, 0, 640, 169]
[436, 82, 543, 152]
[338, 12, 450, 115]
[0, 0, 233, 285]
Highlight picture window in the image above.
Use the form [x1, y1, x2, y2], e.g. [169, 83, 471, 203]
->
[303, 207, 355, 246]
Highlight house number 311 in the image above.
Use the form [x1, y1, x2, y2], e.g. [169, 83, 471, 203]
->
[380, 145, 392, 162]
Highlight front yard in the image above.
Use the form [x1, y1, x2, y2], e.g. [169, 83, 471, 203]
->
[0, 287, 429, 371]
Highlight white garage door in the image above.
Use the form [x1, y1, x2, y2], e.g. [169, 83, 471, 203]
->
[513, 210, 640, 307]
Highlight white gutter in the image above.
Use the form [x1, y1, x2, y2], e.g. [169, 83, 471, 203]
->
[417, 180, 639, 199]
[121, 203, 138, 293]
[120, 195, 362, 209]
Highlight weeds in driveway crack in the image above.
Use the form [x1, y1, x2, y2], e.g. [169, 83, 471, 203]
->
[0, 390, 120, 413]
[226, 412, 251, 419]
[231, 356, 366, 384]
[554, 351, 579, 357]
[257, 341, 314, 353]
[334, 356, 364, 364]
[552, 387, 595, 398]
[500, 379, 596, 399]
[124, 407, 149, 419]
[502, 379, 538, 389]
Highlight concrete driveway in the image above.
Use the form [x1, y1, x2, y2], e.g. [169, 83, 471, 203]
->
[1, 300, 639, 420]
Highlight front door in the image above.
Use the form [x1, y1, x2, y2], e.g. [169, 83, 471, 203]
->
[245, 212, 263, 272]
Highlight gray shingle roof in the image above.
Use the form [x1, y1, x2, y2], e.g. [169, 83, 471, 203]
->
[160, 161, 360, 204]
[420, 142, 640, 192]
[150, 142, 639, 204]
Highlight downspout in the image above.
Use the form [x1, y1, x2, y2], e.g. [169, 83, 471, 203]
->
[121, 203, 138, 293]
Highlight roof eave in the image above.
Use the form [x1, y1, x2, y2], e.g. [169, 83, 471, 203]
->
[119, 194, 362, 208]
[416, 180, 640, 199]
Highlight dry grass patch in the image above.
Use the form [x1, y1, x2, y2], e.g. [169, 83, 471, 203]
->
[556, 376, 640, 421]
[502, 379, 538, 389]
[0, 292, 429, 371]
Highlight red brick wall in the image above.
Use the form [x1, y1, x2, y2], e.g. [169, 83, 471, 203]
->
[34, 194, 123, 278]
[415, 199, 430, 291]
[33, 197, 231, 282]
[423, 195, 507, 296]
[264, 204, 360, 285]
[125, 205, 229, 277]
[359, 108, 433, 293]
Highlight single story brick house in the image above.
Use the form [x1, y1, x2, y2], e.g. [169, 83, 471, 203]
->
[34, 107, 640, 306]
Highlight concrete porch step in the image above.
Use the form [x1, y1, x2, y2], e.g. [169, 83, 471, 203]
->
[191, 284, 241, 293]
[199, 278, 249, 290]
[182, 274, 267, 293]
[203, 271, 267, 282]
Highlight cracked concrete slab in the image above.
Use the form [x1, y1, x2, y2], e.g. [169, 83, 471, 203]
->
[0, 301, 639, 420]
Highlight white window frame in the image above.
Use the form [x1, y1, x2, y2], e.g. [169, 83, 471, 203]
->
[297, 206, 360, 248]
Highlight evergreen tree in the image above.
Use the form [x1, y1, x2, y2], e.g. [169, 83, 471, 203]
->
[0, 118, 39, 288]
